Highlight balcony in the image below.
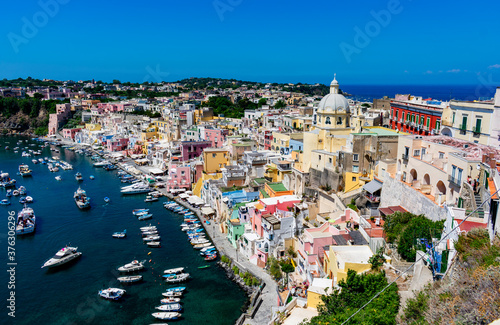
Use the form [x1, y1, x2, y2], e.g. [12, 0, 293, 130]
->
[459, 124, 467, 135]
[402, 153, 409, 161]
[448, 175, 462, 187]
[472, 126, 481, 135]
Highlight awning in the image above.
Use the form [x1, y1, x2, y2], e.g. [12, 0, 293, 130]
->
[179, 193, 189, 199]
[363, 179, 383, 194]
[201, 207, 215, 215]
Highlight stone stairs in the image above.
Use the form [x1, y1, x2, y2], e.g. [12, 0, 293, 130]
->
[474, 192, 485, 218]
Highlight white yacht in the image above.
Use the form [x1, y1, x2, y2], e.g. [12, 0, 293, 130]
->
[120, 183, 151, 195]
[41, 246, 82, 268]
[117, 260, 146, 272]
[16, 206, 36, 235]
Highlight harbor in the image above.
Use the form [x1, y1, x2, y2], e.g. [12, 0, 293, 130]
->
[0, 135, 247, 325]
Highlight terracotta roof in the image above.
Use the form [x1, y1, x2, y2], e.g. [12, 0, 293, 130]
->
[488, 178, 498, 200]
[454, 219, 488, 232]
[379, 206, 408, 216]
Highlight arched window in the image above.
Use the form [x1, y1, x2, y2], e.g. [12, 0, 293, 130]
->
[325, 117, 331, 125]
[337, 117, 343, 125]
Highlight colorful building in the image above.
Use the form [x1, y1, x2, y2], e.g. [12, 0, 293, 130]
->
[181, 141, 211, 161]
[390, 94, 445, 135]
[202, 148, 229, 173]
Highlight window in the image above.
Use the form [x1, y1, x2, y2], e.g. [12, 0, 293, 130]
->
[427, 117, 430, 127]
[181, 171, 185, 175]
[329, 157, 332, 164]
[325, 117, 331, 125]
[439, 152, 444, 159]
[352, 165, 359, 173]
[212, 153, 216, 158]
[352, 176, 357, 182]
[457, 168, 463, 184]
[337, 117, 343, 125]
[452, 165, 457, 179]
[353, 154, 359, 162]
[413, 149, 420, 157]
[318, 155, 321, 161]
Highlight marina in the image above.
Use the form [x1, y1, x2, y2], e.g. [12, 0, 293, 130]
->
[0, 135, 247, 325]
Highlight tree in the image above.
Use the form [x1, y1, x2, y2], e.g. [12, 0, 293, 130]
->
[258, 98, 267, 107]
[368, 247, 386, 270]
[305, 270, 400, 325]
[274, 99, 286, 109]
[112, 79, 121, 84]
[33, 93, 44, 99]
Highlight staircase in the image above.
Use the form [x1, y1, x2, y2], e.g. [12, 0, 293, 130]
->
[474, 192, 485, 218]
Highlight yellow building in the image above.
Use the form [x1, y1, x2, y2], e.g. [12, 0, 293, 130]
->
[265, 160, 293, 183]
[323, 245, 373, 284]
[152, 120, 169, 140]
[307, 278, 335, 309]
[303, 75, 354, 171]
[140, 125, 159, 142]
[85, 123, 101, 131]
[203, 148, 229, 174]
[344, 170, 373, 193]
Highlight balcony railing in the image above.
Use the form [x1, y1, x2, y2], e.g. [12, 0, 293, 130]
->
[459, 124, 467, 130]
[448, 175, 462, 187]
[402, 153, 409, 160]
[473, 126, 481, 135]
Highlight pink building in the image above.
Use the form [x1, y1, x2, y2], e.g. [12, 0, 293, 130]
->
[204, 128, 227, 148]
[62, 128, 81, 140]
[48, 103, 72, 135]
[107, 138, 129, 152]
[250, 195, 301, 237]
[166, 165, 191, 191]
[97, 103, 130, 113]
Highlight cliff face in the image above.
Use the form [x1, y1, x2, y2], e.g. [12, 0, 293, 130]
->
[0, 108, 49, 134]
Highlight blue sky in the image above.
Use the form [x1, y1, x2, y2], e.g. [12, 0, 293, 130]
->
[1, 0, 500, 85]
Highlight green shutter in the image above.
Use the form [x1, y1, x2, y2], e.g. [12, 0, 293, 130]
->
[475, 119, 482, 133]
[462, 116, 467, 130]
[427, 117, 430, 127]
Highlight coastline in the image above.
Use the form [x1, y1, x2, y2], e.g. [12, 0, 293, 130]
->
[47, 135, 278, 325]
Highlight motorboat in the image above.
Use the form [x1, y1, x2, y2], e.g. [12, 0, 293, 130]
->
[6, 189, 12, 197]
[117, 275, 142, 283]
[135, 210, 150, 216]
[32, 159, 38, 164]
[145, 195, 159, 202]
[0, 172, 16, 188]
[151, 312, 181, 320]
[190, 238, 210, 245]
[104, 197, 111, 203]
[18, 186, 26, 195]
[205, 254, 217, 261]
[120, 183, 151, 195]
[25, 196, 33, 203]
[12, 190, 20, 196]
[41, 246, 82, 268]
[143, 235, 160, 242]
[160, 297, 181, 304]
[164, 273, 190, 283]
[89, 175, 95, 180]
[146, 241, 161, 248]
[55, 176, 62, 181]
[193, 242, 212, 249]
[132, 208, 149, 215]
[165, 286, 186, 292]
[19, 197, 27, 204]
[117, 260, 146, 272]
[0, 199, 10, 205]
[74, 187, 91, 209]
[142, 230, 158, 236]
[98, 288, 125, 300]
[16, 206, 36, 235]
[163, 267, 185, 274]
[155, 303, 182, 312]
[138, 214, 153, 221]
[161, 291, 182, 297]
[75, 172, 83, 182]
[200, 246, 215, 253]
[112, 230, 126, 238]
[93, 160, 110, 167]
[140, 225, 156, 231]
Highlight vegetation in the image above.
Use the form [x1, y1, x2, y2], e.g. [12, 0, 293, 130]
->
[268, 257, 283, 281]
[128, 109, 161, 118]
[368, 247, 386, 270]
[274, 99, 286, 109]
[383, 211, 444, 262]
[279, 260, 295, 274]
[401, 228, 500, 324]
[304, 270, 400, 325]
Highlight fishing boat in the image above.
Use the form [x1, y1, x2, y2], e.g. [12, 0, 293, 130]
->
[132, 208, 149, 215]
[155, 303, 182, 312]
[161, 291, 182, 297]
[0, 199, 11, 205]
[0, 172, 16, 188]
[16, 206, 36, 235]
[138, 214, 153, 221]
[117, 275, 142, 283]
[164, 273, 190, 283]
[140, 225, 157, 231]
[18, 164, 32, 177]
[41, 246, 82, 268]
[112, 230, 126, 238]
[204, 254, 217, 261]
[75, 172, 83, 182]
[151, 312, 181, 320]
[117, 260, 145, 272]
[104, 197, 111, 203]
[163, 267, 185, 274]
[146, 241, 161, 248]
[160, 297, 181, 304]
[74, 187, 91, 209]
[98, 288, 125, 300]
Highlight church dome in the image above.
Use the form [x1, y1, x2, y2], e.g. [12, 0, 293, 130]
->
[318, 74, 350, 113]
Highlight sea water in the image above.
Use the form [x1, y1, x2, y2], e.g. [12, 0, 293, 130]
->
[0, 135, 247, 325]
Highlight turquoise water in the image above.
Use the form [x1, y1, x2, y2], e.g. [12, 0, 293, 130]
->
[0, 135, 247, 325]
